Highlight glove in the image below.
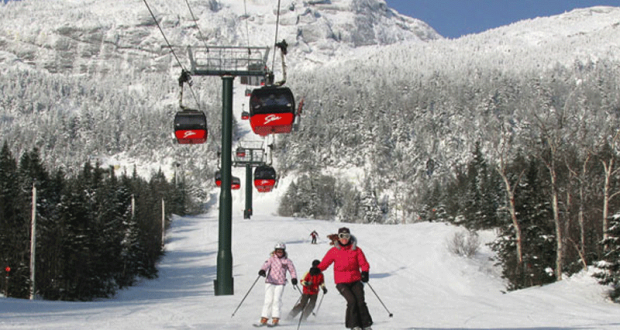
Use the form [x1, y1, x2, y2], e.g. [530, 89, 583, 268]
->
[258, 269, 266, 277]
[361, 271, 369, 283]
[291, 278, 298, 285]
[322, 287, 327, 294]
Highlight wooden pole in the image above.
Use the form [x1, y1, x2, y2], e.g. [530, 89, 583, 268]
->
[29, 184, 36, 300]
[161, 198, 165, 248]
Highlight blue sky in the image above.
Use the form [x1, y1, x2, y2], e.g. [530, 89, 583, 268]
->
[386, 0, 620, 38]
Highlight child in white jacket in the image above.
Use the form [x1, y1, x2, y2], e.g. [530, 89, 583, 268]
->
[257, 242, 298, 326]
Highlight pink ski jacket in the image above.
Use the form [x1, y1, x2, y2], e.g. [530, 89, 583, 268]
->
[260, 252, 297, 285]
[317, 236, 369, 284]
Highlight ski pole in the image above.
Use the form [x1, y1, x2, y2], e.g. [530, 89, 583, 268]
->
[296, 294, 314, 330]
[366, 282, 393, 317]
[296, 303, 306, 330]
[231, 275, 262, 317]
[313, 291, 325, 317]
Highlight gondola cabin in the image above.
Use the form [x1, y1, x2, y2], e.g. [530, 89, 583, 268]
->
[214, 171, 221, 187]
[231, 176, 241, 190]
[241, 111, 250, 120]
[174, 110, 207, 144]
[254, 165, 276, 193]
[236, 147, 246, 158]
[249, 86, 295, 136]
[215, 171, 241, 190]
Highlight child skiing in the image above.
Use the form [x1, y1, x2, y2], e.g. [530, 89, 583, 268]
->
[256, 242, 298, 327]
[287, 259, 327, 321]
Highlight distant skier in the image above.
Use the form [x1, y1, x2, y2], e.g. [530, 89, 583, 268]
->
[256, 242, 298, 327]
[317, 227, 373, 330]
[310, 230, 319, 244]
[287, 259, 327, 321]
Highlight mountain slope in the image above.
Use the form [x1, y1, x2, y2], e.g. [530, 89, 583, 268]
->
[356, 6, 620, 76]
[1, 209, 618, 329]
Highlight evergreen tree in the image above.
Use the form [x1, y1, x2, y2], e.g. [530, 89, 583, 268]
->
[595, 214, 620, 301]
[36, 168, 66, 300]
[463, 142, 500, 229]
[0, 142, 19, 297]
[337, 180, 361, 223]
[360, 178, 383, 224]
[491, 156, 555, 290]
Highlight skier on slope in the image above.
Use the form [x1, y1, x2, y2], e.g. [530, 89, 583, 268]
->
[317, 227, 373, 330]
[256, 242, 298, 327]
[310, 230, 319, 244]
[287, 259, 327, 321]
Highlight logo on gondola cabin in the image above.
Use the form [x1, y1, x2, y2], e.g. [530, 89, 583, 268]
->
[259, 180, 270, 185]
[264, 114, 282, 124]
[183, 131, 197, 138]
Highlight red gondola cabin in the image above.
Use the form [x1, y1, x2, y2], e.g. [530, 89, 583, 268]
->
[174, 110, 207, 144]
[215, 171, 241, 190]
[231, 176, 241, 190]
[236, 147, 246, 158]
[254, 165, 276, 193]
[214, 171, 221, 187]
[249, 86, 295, 136]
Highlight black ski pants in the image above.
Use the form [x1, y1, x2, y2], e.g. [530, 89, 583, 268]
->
[336, 281, 373, 329]
[288, 293, 318, 320]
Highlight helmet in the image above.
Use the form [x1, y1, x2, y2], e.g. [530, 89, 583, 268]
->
[274, 242, 286, 250]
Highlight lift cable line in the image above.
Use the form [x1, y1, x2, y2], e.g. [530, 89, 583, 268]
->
[244, 0, 252, 51]
[271, 0, 282, 76]
[142, 0, 201, 108]
[184, 0, 211, 51]
[141, 0, 182, 67]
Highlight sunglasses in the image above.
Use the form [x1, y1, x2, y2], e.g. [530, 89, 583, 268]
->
[338, 233, 350, 239]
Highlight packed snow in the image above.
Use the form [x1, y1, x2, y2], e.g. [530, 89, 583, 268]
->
[1, 191, 620, 329]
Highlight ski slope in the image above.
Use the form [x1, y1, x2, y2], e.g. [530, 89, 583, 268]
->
[1, 205, 620, 329]
[2, 84, 620, 330]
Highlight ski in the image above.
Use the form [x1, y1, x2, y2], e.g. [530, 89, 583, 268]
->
[253, 323, 280, 328]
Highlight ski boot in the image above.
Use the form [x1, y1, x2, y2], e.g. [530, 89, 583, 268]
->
[271, 317, 280, 326]
[253, 317, 268, 327]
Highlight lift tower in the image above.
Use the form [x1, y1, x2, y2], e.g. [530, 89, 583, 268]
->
[188, 45, 271, 295]
[233, 141, 268, 219]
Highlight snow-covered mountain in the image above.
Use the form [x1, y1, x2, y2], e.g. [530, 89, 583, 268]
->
[1, 1, 620, 222]
[0, 0, 440, 76]
[343, 6, 620, 77]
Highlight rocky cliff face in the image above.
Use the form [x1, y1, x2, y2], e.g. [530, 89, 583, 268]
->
[0, 0, 440, 76]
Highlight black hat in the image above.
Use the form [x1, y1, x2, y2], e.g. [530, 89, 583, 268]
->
[312, 259, 320, 267]
[338, 227, 350, 234]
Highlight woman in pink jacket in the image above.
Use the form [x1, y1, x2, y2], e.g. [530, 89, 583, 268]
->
[257, 242, 298, 327]
[317, 227, 373, 330]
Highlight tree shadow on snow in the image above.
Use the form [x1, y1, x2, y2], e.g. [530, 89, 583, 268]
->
[404, 326, 620, 330]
